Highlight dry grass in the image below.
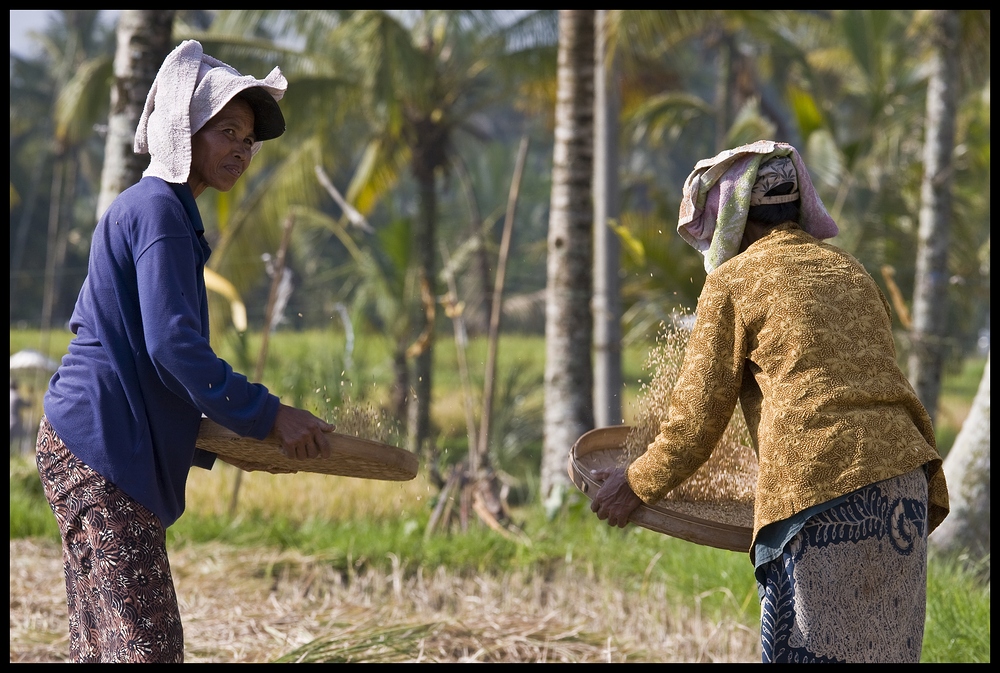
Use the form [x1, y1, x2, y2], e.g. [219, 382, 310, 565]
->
[9, 538, 759, 663]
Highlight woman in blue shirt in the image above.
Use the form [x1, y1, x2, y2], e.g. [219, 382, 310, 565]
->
[36, 40, 334, 663]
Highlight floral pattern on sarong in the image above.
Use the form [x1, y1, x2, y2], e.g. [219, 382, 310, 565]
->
[760, 469, 928, 663]
[35, 417, 185, 663]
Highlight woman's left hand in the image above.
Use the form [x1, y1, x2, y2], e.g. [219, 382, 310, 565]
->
[589, 467, 644, 528]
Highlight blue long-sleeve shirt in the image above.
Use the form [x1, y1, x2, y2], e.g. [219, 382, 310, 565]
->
[44, 177, 280, 527]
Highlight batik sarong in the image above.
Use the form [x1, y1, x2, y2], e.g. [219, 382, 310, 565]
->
[759, 468, 929, 663]
[35, 416, 185, 663]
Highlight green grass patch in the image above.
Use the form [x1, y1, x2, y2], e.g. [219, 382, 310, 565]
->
[9, 455, 60, 540]
[922, 552, 991, 663]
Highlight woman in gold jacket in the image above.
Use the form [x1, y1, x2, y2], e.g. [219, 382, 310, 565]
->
[590, 141, 948, 663]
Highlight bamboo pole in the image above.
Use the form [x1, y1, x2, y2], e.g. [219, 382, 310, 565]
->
[476, 135, 530, 467]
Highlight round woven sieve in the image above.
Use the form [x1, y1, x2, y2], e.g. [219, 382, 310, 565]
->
[197, 417, 419, 481]
[568, 425, 754, 552]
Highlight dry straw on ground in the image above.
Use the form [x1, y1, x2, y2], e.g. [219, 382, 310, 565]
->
[10, 538, 759, 663]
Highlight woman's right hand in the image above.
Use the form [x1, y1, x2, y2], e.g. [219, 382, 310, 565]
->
[268, 404, 336, 460]
[589, 467, 644, 528]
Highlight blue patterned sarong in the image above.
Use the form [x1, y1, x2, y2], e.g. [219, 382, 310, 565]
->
[758, 468, 929, 663]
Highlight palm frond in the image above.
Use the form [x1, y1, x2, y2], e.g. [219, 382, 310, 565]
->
[345, 138, 410, 217]
[54, 55, 112, 146]
[624, 91, 712, 147]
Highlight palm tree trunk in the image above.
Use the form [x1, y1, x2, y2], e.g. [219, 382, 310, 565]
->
[592, 9, 623, 428]
[408, 163, 438, 455]
[907, 9, 959, 422]
[96, 10, 176, 219]
[712, 31, 733, 154]
[541, 9, 596, 503]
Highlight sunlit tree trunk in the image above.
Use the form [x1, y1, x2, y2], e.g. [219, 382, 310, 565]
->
[96, 10, 176, 219]
[541, 9, 595, 503]
[907, 9, 959, 422]
[592, 9, 623, 429]
[930, 351, 989, 561]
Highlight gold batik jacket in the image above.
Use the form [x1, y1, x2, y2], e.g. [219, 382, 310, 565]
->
[626, 223, 949, 550]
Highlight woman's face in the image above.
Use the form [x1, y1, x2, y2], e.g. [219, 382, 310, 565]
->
[188, 97, 256, 198]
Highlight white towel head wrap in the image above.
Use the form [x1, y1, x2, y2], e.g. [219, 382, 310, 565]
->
[677, 140, 838, 273]
[134, 39, 288, 184]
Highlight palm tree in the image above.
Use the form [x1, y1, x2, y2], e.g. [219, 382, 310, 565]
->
[95, 10, 176, 218]
[27, 11, 114, 338]
[771, 10, 988, 416]
[541, 9, 596, 504]
[10, 50, 56, 323]
[605, 11, 808, 339]
[916, 9, 991, 562]
[335, 11, 559, 455]
[165, 11, 559, 465]
[589, 10, 757, 426]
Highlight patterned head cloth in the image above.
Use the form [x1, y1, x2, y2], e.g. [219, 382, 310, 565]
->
[677, 140, 838, 273]
[750, 155, 799, 205]
[134, 40, 287, 184]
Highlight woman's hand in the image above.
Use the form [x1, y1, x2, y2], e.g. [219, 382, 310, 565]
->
[269, 404, 336, 460]
[589, 467, 644, 528]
